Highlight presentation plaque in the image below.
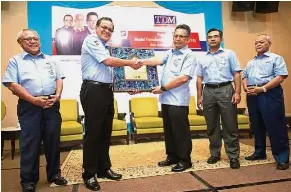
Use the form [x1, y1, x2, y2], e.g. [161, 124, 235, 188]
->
[112, 48, 159, 92]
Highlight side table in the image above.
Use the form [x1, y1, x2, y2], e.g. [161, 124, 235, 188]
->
[1, 126, 21, 160]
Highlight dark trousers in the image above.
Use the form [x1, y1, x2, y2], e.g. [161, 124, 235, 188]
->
[202, 84, 240, 159]
[18, 99, 61, 184]
[247, 85, 289, 163]
[161, 104, 192, 165]
[80, 82, 114, 179]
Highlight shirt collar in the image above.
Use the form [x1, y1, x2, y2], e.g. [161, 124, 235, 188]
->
[21, 51, 45, 59]
[171, 45, 188, 54]
[95, 34, 110, 48]
[206, 47, 224, 55]
[255, 51, 271, 58]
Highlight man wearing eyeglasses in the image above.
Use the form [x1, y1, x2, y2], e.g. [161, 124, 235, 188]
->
[196, 28, 242, 169]
[2, 29, 68, 192]
[80, 17, 141, 191]
[137, 24, 197, 172]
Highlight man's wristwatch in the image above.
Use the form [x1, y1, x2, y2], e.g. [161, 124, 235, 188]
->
[262, 86, 267, 92]
[161, 85, 167, 92]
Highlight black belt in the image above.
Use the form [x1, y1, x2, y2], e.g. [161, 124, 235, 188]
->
[34, 93, 55, 98]
[247, 82, 268, 87]
[204, 81, 232, 88]
[83, 80, 113, 87]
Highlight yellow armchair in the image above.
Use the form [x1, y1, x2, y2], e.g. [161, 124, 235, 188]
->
[59, 99, 83, 145]
[188, 96, 208, 133]
[130, 97, 164, 143]
[112, 99, 130, 144]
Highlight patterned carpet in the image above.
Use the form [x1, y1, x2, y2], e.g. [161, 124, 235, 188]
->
[52, 139, 276, 186]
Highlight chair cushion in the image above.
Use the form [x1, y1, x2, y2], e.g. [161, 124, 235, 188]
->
[61, 121, 83, 135]
[135, 117, 163, 129]
[112, 130, 128, 137]
[136, 128, 164, 134]
[238, 114, 249, 124]
[60, 134, 83, 142]
[188, 115, 206, 125]
[60, 99, 78, 121]
[131, 97, 158, 117]
[190, 125, 208, 131]
[113, 119, 127, 131]
[188, 96, 197, 115]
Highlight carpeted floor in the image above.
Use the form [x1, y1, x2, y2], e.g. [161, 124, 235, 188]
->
[55, 139, 276, 186]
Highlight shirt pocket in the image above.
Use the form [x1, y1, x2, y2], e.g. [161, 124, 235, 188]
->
[44, 63, 57, 79]
[170, 58, 183, 76]
[259, 60, 273, 76]
[218, 57, 228, 71]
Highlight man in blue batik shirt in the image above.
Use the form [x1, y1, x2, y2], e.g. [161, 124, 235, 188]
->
[2, 29, 67, 192]
[242, 34, 289, 170]
[139, 24, 197, 172]
[196, 28, 242, 169]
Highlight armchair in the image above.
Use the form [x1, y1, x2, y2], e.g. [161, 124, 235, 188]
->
[188, 96, 208, 134]
[130, 97, 164, 143]
[112, 99, 130, 144]
[59, 99, 83, 146]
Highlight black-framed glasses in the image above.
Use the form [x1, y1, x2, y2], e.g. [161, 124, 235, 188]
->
[99, 25, 114, 33]
[21, 37, 40, 42]
[173, 34, 188, 39]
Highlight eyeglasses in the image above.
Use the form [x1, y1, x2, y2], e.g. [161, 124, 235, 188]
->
[99, 25, 114, 33]
[173, 35, 188, 39]
[21, 37, 40, 42]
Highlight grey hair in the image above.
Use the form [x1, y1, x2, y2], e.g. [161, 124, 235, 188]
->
[17, 29, 39, 43]
[257, 34, 272, 45]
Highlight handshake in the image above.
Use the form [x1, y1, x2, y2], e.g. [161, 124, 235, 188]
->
[129, 58, 144, 70]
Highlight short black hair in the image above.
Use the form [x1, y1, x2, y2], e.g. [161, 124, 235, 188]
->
[96, 17, 114, 31]
[207, 28, 223, 38]
[175, 24, 191, 37]
[63, 14, 73, 21]
[86, 12, 98, 22]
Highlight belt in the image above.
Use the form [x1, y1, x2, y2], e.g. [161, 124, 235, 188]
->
[247, 82, 268, 87]
[83, 80, 113, 87]
[204, 81, 232, 88]
[34, 93, 55, 98]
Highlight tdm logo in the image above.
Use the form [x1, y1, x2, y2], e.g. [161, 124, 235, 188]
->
[154, 15, 176, 26]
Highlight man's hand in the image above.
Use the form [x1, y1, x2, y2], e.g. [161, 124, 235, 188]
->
[43, 95, 60, 109]
[151, 86, 163, 94]
[136, 59, 144, 66]
[128, 89, 141, 95]
[129, 58, 142, 70]
[246, 86, 264, 96]
[197, 97, 203, 110]
[32, 97, 49, 108]
[231, 92, 241, 104]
